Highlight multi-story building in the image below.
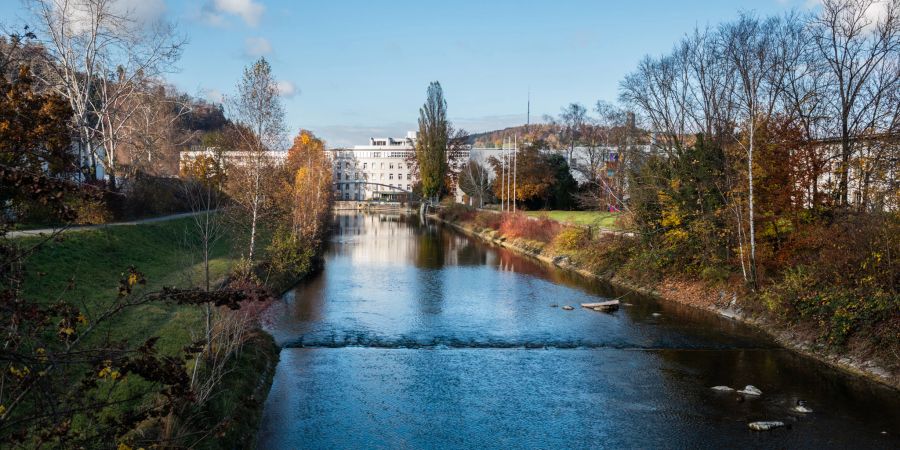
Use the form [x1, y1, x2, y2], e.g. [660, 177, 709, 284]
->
[328, 132, 419, 201]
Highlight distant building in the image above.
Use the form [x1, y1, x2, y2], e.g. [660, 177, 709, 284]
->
[178, 146, 287, 173]
[327, 132, 419, 202]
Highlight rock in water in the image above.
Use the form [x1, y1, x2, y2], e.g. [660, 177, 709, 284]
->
[550, 304, 559, 308]
[562, 305, 574, 311]
[651, 312, 662, 317]
[749, 421, 784, 431]
[710, 386, 735, 392]
[738, 385, 763, 396]
[792, 405, 813, 414]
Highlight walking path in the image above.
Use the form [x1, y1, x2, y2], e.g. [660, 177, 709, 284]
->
[7, 211, 205, 238]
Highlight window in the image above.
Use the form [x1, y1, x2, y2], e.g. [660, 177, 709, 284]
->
[336, 172, 341, 180]
[389, 174, 394, 180]
[380, 173, 384, 180]
[363, 162, 367, 169]
[389, 163, 394, 169]
[380, 163, 384, 169]
[406, 184, 411, 190]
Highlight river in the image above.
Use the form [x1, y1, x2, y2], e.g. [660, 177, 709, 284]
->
[257, 212, 899, 449]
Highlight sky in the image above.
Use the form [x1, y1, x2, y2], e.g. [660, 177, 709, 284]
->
[2, 0, 821, 147]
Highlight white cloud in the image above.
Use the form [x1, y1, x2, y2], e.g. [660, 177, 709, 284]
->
[244, 37, 272, 57]
[203, 0, 264, 27]
[804, 0, 891, 33]
[55, 0, 167, 35]
[277, 80, 298, 98]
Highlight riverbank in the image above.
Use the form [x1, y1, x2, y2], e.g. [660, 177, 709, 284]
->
[429, 210, 899, 391]
[15, 216, 287, 448]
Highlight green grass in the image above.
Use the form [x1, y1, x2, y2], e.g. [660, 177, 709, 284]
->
[17, 217, 244, 354]
[523, 210, 622, 229]
[13, 216, 280, 446]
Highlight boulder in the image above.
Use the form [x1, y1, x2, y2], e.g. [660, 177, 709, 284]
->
[737, 385, 762, 396]
[792, 405, 813, 414]
[710, 386, 735, 392]
[749, 421, 784, 431]
[562, 305, 574, 311]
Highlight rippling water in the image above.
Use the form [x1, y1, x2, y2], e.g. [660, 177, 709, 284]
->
[258, 212, 900, 449]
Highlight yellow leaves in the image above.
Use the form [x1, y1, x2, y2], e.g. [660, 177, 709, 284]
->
[127, 273, 139, 287]
[77, 313, 88, 325]
[9, 365, 30, 379]
[98, 360, 122, 381]
[61, 327, 75, 336]
[117, 443, 143, 450]
[0, 404, 5, 416]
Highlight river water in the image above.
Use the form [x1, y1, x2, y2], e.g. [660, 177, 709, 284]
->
[258, 212, 899, 449]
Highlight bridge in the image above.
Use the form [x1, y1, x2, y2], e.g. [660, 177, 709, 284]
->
[332, 180, 422, 202]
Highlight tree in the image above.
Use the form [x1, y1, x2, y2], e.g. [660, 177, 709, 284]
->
[26, 0, 185, 186]
[491, 140, 576, 210]
[121, 83, 193, 177]
[458, 160, 492, 207]
[415, 81, 449, 204]
[226, 57, 285, 265]
[555, 102, 588, 164]
[811, 0, 900, 207]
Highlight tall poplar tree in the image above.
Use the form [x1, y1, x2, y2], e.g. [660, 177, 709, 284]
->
[415, 81, 449, 204]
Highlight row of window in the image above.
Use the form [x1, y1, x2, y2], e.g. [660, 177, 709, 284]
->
[336, 183, 411, 191]
[335, 161, 413, 170]
[335, 173, 411, 181]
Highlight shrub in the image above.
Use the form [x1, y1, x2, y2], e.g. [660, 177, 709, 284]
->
[473, 211, 502, 230]
[438, 203, 475, 223]
[498, 213, 561, 243]
[553, 226, 591, 252]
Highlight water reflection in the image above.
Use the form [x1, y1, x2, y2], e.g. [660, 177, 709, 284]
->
[258, 212, 900, 449]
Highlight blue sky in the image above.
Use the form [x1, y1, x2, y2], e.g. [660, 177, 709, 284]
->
[3, 0, 817, 147]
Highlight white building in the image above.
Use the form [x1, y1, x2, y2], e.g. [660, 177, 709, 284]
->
[328, 132, 419, 202]
[179, 147, 287, 173]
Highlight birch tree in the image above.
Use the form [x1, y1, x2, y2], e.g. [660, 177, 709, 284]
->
[26, 0, 184, 186]
[226, 57, 285, 265]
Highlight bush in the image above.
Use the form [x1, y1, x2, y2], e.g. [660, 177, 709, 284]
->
[473, 211, 502, 230]
[553, 226, 591, 252]
[438, 203, 475, 223]
[498, 213, 561, 243]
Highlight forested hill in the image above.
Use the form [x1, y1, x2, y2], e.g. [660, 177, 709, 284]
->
[467, 124, 557, 147]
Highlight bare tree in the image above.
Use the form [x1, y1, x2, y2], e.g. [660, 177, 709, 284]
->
[811, 0, 900, 207]
[458, 160, 492, 207]
[26, 0, 184, 186]
[121, 82, 194, 177]
[723, 13, 788, 286]
[556, 102, 588, 164]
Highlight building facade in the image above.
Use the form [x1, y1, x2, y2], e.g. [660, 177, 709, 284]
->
[328, 132, 419, 201]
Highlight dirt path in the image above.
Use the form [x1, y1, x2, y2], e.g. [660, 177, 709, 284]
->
[7, 211, 206, 238]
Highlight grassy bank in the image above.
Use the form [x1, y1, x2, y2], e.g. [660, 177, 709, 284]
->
[435, 204, 899, 390]
[15, 216, 281, 447]
[523, 210, 621, 229]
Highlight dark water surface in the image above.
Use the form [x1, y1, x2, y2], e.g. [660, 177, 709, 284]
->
[258, 212, 899, 449]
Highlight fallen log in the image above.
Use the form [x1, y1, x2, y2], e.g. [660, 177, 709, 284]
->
[582, 300, 620, 311]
